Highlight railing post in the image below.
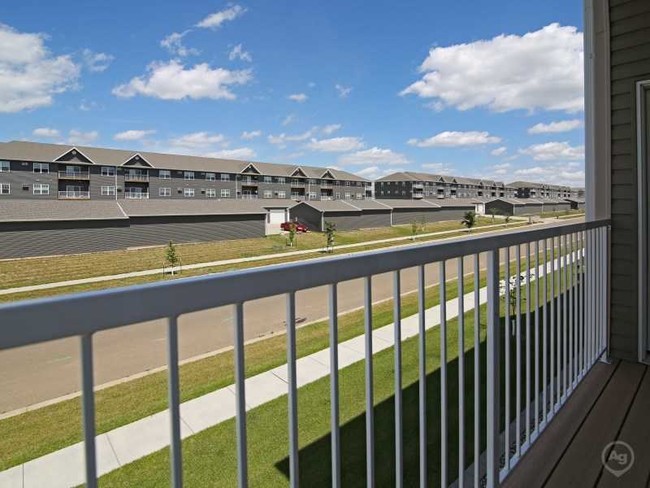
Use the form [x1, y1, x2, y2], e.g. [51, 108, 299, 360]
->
[486, 250, 501, 487]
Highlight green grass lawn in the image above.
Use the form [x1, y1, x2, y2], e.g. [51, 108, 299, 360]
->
[0, 219, 525, 303]
[0, 244, 574, 470]
[0, 218, 513, 292]
[97, 261, 584, 487]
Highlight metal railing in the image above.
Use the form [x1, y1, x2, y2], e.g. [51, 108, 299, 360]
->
[0, 220, 609, 487]
[58, 171, 90, 180]
[124, 192, 149, 199]
[58, 190, 90, 199]
[124, 174, 150, 182]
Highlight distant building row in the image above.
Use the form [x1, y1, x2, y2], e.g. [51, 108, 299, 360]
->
[375, 171, 581, 200]
[0, 142, 583, 203]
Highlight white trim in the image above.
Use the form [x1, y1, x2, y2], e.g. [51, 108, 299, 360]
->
[121, 152, 153, 168]
[320, 169, 336, 179]
[52, 146, 96, 164]
[290, 166, 308, 178]
[240, 163, 261, 174]
[637, 80, 650, 362]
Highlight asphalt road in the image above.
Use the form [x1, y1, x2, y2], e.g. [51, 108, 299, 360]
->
[0, 219, 577, 413]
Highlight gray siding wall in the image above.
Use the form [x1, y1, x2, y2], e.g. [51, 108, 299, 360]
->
[290, 205, 324, 231]
[485, 201, 518, 216]
[435, 207, 472, 222]
[356, 210, 392, 229]
[391, 209, 439, 226]
[0, 220, 131, 258]
[0, 215, 265, 259]
[607, 0, 650, 359]
[325, 211, 364, 231]
[0, 161, 57, 200]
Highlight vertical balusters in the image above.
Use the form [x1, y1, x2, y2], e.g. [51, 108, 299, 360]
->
[534, 239, 540, 436]
[525, 242, 531, 447]
[473, 254, 480, 488]
[550, 237, 556, 413]
[457, 258, 465, 487]
[542, 238, 548, 424]
[486, 250, 501, 488]
[167, 316, 183, 488]
[286, 292, 299, 488]
[364, 276, 375, 487]
[80, 334, 97, 488]
[515, 244, 522, 456]
[233, 304, 248, 488]
[394, 271, 403, 488]
[440, 261, 448, 488]
[504, 246, 511, 473]
[328, 285, 341, 488]
[418, 266, 427, 488]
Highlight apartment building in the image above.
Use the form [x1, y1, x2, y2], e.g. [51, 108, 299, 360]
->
[0, 141, 371, 202]
[508, 181, 573, 199]
[374, 171, 517, 199]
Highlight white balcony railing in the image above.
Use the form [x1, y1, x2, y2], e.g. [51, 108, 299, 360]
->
[58, 171, 90, 180]
[58, 190, 90, 199]
[0, 220, 610, 487]
[124, 174, 150, 182]
[124, 192, 149, 199]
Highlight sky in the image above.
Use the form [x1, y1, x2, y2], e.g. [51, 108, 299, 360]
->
[0, 0, 586, 186]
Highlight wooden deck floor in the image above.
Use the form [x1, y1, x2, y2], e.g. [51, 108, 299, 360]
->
[503, 359, 650, 488]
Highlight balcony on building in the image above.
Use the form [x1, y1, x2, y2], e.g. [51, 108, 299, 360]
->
[58, 190, 90, 199]
[57, 169, 90, 180]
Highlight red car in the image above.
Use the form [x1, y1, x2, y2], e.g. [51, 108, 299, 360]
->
[281, 221, 309, 233]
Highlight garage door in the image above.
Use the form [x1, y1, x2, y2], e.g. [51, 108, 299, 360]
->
[266, 209, 286, 235]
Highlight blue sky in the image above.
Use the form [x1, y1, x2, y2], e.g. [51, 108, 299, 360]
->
[0, 0, 585, 185]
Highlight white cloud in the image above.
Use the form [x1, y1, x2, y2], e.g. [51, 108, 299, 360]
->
[206, 147, 256, 159]
[282, 114, 295, 126]
[491, 146, 508, 156]
[339, 147, 409, 166]
[408, 131, 501, 148]
[79, 100, 97, 111]
[229, 44, 252, 62]
[66, 130, 98, 145]
[421, 162, 455, 174]
[113, 60, 251, 100]
[114, 129, 156, 141]
[197, 5, 247, 29]
[241, 130, 262, 140]
[528, 119, 583, 134]
[335, 84, 352, 98]
[288, 93, 308, 103]
[512, 164, 585, 186]
[268, 128, 317, 147]
[170, 132, 226, 148]
[354, 166, 398, 180]
[520, 141, 584, 161]
[306, 137, 365, 152]
[82, 49, 114, 72]
[401, 23, 584, 113]
[161, 31, 199, 57]
[33, 127, 60, 138]
[0, 23, 80, 113]
[322, 124, 342, 135]
[490, 162, 512, 175]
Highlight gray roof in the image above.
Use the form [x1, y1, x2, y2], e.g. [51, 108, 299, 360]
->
[117, 199, 289, 217]
[507, 181, 571, 190]
[0, 200, 128, 222]
[376, 171, 505, 187]
[293, 200, 362, 213]
[0, 141, 368, 182]
[431, 198, 477, 208]
[375, 199, 441, 209]
[342, 199, 393, 210]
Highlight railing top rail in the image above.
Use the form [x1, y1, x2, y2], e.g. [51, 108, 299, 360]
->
[0, 219, 609, 350]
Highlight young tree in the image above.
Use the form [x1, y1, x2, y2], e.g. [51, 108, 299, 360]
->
[324, 221, 336, 253]
[504, 213, 512, 227]
[461, 210, 477, 233]
[489, 208, 496, 222]
[287, 222, 297, 248]
[410, 219, 425, 241]
[165, 241, 180, 275]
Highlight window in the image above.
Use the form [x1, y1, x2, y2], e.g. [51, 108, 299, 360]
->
[308, 192, 317, 199]
[263, 176, 272, 184]
[335, 192, 341, 199]
[220, 189, 231, 198]
[277, 191, 286, 198]
[220, 173, 231, 181]
[344, 192, 351, 199]
[205, 172, 216, 181]
[33, 183, 49, 195]
[0, 183, 9, 195]
[33, 163, 49, 173]
[263, 190, 273, 198]
[159, 170, 171, 179]
[159, 187, 171, 197]
[356, 193, 363, 199]
[184, 171, 195, 180]
[184, 188, 195, 197]
[101, 166, 116, 176]
[277, 177, 286, 184]
[206, 189, 217, 198]
[345, 181, 351, 186]
[101, 186, 116, 196]
[0, 161, 9, 172]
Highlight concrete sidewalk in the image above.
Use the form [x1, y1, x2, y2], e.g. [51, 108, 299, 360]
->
[0, 248, 578, 488]
[0, 222, 524, 297]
